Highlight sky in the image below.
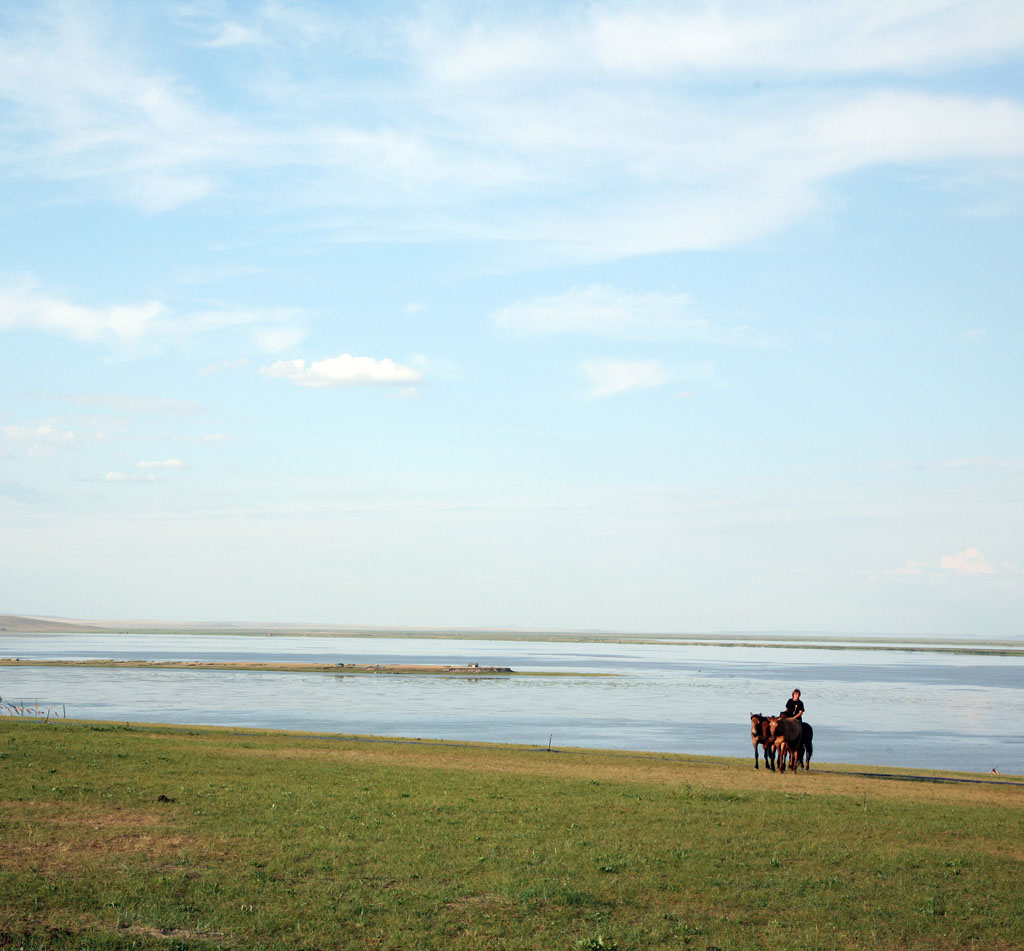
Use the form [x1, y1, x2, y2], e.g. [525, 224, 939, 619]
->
[1, 1, 1023, 636]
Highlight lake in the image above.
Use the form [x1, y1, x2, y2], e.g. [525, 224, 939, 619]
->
[2, 633, 1022, 775]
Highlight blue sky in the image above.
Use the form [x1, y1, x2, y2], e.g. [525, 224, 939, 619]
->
[1, 1, 1022, 634]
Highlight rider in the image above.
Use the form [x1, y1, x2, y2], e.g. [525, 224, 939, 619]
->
[781, 688, 804, 720]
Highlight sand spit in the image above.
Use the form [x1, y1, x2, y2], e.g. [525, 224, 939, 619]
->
[0, 658, 524, 675]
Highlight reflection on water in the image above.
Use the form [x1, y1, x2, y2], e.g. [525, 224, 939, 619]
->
[1, 633, 1022, 774]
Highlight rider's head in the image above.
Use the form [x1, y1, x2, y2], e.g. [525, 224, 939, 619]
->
[792, 689, 801, 699]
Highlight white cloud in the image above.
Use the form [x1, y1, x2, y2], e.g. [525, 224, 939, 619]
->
[0, 282, 305, 349]
[586, 3, 1024, 77]
[492, 284, 756, 342]
[259, 354, 423, 389]
[940, 547, 995, 575]
[2, 422, 76, 456]
[0, 283, 162, 341]
[137, 459, 183, 470]
[891, 547, 1012, 577]
[202, 22, 263, 49]
[418, 2, 1024, 82]
[580, 360, 670, 399]
[0, 3, 1022, 259]
[200, 432, 229, 443]
[253, 326, 307, 353]
[104, 471, 156, 483]
[199, 358, 249, 376]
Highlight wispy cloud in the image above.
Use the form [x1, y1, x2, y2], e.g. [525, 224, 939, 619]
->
[201, 22, 263, 49]
[414, 2, 1024, 81]
[199, 358, 249, 376]
[492, 284, 756, 342]
[580, 360, 670, 399]
[0, 281, 305, 349]
[0, 283, 163, 342]
[260, 354, 422, 389]
[0, 3, 1021, 260]
[137, 459, 183, 470]
[104, 471, 156, 484]
[1, 422, 76, 456]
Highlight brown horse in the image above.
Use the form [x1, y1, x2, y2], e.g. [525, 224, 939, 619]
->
[769, 716, 801, 773]
[750, 713, 776, 771]
[768, 717, 813, 773]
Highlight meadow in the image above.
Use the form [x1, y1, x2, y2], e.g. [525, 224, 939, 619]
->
[2, 719, 1022, 950]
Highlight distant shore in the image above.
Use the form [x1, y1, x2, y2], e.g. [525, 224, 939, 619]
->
[0, 658, 602, 677]
[2, 615, 1022, 655]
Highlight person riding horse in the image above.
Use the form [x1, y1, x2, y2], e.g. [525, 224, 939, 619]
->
[781, 689, 804, 720]
[772, 689, 812, 771]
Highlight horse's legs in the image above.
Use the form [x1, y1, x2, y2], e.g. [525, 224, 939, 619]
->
[753, 739, 759, 769]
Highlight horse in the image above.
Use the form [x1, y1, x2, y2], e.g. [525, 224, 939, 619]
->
[768, 717, 813, 773]
[798, 722, 813, 770]
[750, 713, 776, 771]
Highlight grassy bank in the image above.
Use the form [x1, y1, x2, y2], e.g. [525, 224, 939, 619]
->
[1, 721, 1022, 950]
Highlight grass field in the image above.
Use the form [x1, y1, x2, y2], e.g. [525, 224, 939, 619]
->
[2, 720, 1022, 950]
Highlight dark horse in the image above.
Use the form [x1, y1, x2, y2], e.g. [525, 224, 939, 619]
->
[750, 713, 776, 771]
[768, 717, 813, 773]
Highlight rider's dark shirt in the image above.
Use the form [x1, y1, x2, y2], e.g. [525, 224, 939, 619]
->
[784, 698, 804, 718]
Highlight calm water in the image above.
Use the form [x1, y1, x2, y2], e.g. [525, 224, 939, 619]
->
[2, 633, 1022, 775]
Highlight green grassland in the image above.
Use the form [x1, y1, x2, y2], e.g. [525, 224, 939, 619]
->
[2, 720, 1022, 950]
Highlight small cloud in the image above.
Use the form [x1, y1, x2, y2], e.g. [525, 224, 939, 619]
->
[203, 22, 263, 48]
[403, 302, 427, 315]
[104, 471, 156, 483]
[199, 358, 248, 376]
[494, 284, 692, 338]
[200, 432, 229, 443]
[254, 326, 306, 353]
[940, 547, 994, 575]
[259, 354, 423, 389]
[491, 285, 758, 344]
[891, 559, 927, 577]
[137, 459, 184, 470]
[580, 359, 669, 398]
[2, 422, 76, 457]
[961, 328, 986, 342]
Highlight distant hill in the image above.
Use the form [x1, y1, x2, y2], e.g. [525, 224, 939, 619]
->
[0, 615, 107, 633]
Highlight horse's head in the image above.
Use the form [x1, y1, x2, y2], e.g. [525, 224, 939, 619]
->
[767, 716, 781, 738]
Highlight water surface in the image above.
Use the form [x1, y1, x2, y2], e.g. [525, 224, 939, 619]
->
[2, 633, 1021, 774]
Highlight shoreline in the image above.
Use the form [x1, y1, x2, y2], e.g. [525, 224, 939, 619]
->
[4, 626, 1023, 655]
[1, 717, 1021, 784]
[0, 658, 603, 677]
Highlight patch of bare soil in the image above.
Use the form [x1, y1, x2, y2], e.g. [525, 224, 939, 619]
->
[1, 801, 193, 874]
[118, 923, 235, 945]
